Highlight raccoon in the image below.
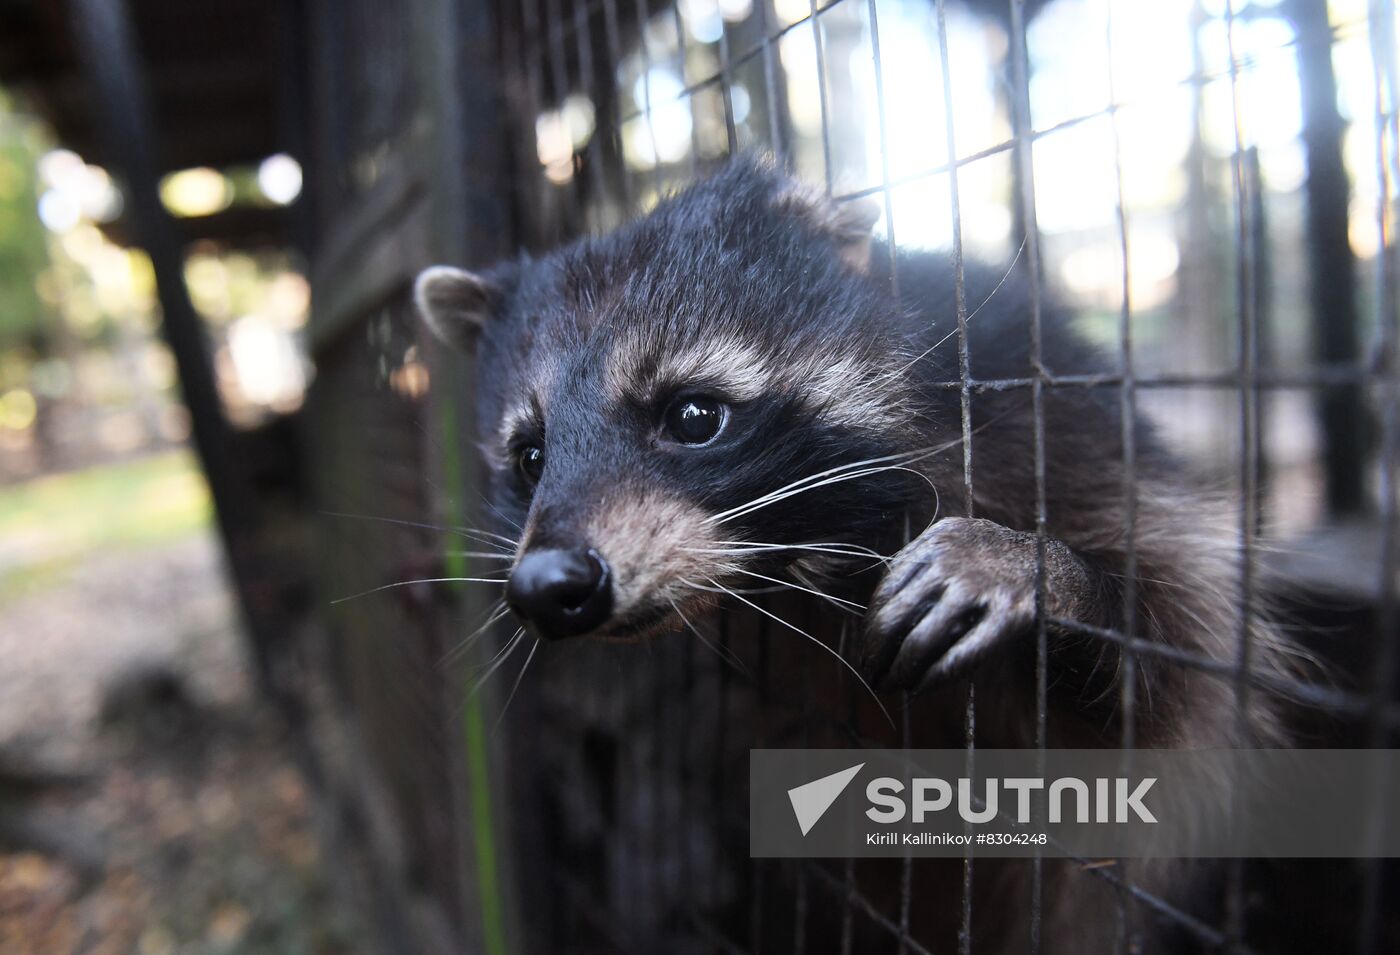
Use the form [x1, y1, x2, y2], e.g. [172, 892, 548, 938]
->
[415, 156, 1290, 952]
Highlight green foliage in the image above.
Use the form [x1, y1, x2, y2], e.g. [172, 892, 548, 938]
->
[0, 94, 52, 348]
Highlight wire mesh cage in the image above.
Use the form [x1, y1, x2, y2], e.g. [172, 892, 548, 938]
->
[300, 0, 482, 945]
[473, 0, 1400, 952]
[293, 0, 1400, 951]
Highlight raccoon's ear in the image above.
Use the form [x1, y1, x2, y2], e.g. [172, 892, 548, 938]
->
[772, 184, 881, 272]
[827, 199, 881, 271]
[414, 265, 504, 350]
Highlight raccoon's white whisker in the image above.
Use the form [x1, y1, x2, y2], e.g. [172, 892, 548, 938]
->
[682, 580, 788, 596]
[466, 540, 517, 558]
[962, 235, 1029, 324]
[705, 450, 925, 525]
[745, 450, 923, 498]
[330, 576, 508, 605]
[715, 463, 936, 525]
[473, 625, 523, 675]
[710, 437, 965, 528]
[492, 638, 540, 733]
[443, 550, 516, 561]
[879, 237, 1028, 383]
[669, 598, 750, 677]
[881, 333, 959, 386]
[687, 544, 890, 572]
[714, 465, 908, 526]
[685, 546, 884, 568]
[454, 526, 520, 548]
[700, 577, 893, 728]
[704, 540, 886, 559]
[714, 540, 877, 553]
[479, 497, 525, 534]
[319, 510, 450, 534]
[470, 627, 526, 694]
[445, 527, 520, 554]
[319, 510, 518, 554]
[790, 565, 869, 613]
[730, 567, 865, 611]
[441, 601, 512, 667]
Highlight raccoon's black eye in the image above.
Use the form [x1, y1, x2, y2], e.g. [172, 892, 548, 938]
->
[517, 445, 545, 485]
[664, 396, 726, 446]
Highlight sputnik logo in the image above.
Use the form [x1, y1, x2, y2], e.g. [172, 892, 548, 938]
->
[787, 763, 865, 836]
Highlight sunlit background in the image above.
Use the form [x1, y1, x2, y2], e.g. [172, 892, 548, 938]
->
[0, 91, 308, 484]
[0, 84, 331, 954]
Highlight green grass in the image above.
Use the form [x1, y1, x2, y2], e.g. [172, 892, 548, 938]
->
[0, 450, 212, 599]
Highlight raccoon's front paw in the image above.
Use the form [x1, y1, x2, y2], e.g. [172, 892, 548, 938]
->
[861, 517, 1042, 692]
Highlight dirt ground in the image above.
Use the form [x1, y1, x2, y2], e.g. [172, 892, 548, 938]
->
[0, 531, 362, 955]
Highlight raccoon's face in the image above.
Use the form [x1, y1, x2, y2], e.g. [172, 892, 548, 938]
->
[416, 160, 928, 641]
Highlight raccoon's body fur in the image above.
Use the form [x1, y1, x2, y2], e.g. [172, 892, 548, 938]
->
[416, 157, 1291, 953]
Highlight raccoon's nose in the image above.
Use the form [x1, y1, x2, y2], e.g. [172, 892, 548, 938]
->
[506, 548, 612, 638]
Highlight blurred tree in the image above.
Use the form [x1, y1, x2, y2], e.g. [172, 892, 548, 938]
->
[1285, 0, 1368, 517]
[0, 92, 51, 350]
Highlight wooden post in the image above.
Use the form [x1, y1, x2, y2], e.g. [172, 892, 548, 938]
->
[67, 0, 279, 680]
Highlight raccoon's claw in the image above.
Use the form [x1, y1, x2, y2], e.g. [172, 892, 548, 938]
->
[862, 517, 1041, 692]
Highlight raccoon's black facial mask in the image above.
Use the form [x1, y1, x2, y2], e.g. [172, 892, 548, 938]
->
[415, 158, 923, 642]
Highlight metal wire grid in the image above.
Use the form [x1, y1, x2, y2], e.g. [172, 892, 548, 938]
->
[1359, 7, 1400, 953]
[309, 304, 469, 934]
[497, 0, 1400, 951]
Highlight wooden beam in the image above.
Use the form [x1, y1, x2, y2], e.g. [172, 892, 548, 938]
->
[67, 0, 277, 683]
